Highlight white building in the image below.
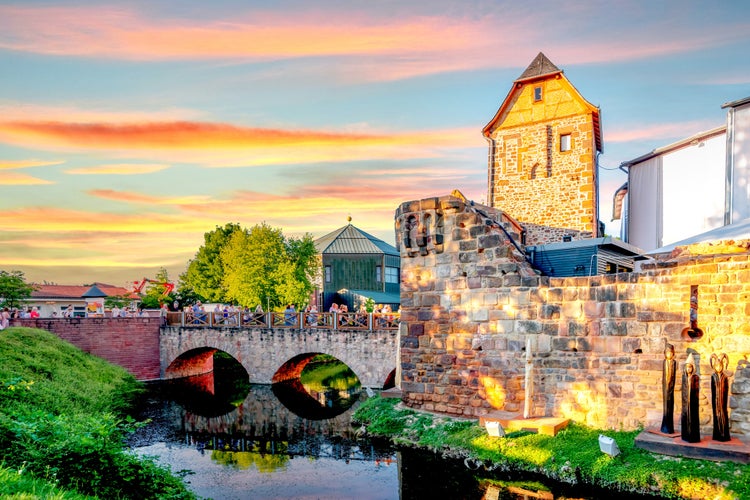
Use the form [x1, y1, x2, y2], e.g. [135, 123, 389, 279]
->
[614, 96, 750, 252]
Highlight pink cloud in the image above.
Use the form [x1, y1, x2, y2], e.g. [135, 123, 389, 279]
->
[605, 120, 722, 143]
[2, 5, 744, 82]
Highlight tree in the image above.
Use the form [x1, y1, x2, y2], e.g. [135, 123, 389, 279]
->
[104, 294, 132, 310]
[174, 275, 201, 310]
[220, 223, 319, 309]
[183, 223, 244, 303]
[138, 267, 175, 309]
[0, 270, 36, 309]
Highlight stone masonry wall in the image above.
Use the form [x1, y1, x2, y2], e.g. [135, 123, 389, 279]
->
[395, 194, 750, 439]
[488, 71, 598, 236]
[521, 221, 592, 246]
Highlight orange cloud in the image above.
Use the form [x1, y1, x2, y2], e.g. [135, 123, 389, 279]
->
[0, 159, 64, 170]
[0, 206, 208, 233]
[65, 163, 171, 175]
[0, 172, 54, 185]
[0, 120, 480, 166]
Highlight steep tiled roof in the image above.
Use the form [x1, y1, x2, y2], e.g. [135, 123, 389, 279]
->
[315, 224, 399, 256]
[483, 51, 602, 153]
[516, 52, 562, 82]
[31, 282, 137, 299]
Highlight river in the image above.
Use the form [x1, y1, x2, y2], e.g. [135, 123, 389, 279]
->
[125, 357, 652, 500]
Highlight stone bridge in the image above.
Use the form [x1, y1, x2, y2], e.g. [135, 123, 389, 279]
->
[10, 317, 399, 389]
[160, 325, 399, 389]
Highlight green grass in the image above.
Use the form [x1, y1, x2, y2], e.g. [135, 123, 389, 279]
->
[0, 465, 95, 499]
[0, 327, 196, 499]
[353, 396, 749, 499]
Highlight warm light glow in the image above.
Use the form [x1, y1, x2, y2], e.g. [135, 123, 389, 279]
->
[481, 376, 507, 408]
[558, 382, 609, 427]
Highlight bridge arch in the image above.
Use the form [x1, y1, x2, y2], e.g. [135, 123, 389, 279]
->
[160, 326, 398, 388]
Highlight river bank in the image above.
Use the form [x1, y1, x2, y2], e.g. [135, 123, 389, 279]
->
[352, 396, 748, 500]
[0, 327, 196, 499]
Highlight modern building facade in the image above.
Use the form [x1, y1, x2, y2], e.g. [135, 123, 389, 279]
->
[314, 221, 400, 312]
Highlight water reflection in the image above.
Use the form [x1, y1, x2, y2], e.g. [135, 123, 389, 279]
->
[128, 358, 653, 500]
[129, 381, 399, 500]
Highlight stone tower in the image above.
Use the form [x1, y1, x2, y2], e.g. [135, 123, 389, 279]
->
[483, 52, 602, 236]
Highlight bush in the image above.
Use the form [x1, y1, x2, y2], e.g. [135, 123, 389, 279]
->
[0, 327, 195, 499]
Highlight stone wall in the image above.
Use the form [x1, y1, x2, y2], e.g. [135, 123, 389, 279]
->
[521, 221, 592, 246]
[395, 194, 750, 438]
[11, 317, 162, 381]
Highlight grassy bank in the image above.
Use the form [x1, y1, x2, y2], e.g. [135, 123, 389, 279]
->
[0, 327, 196, 499]
[353, 396, 748, 500]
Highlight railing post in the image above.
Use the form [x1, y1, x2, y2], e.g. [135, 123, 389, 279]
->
[368, 312, 373, 331]
[333, 312, 338, 331]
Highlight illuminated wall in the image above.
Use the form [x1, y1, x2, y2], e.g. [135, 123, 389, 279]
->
[396, 193, 750, 438]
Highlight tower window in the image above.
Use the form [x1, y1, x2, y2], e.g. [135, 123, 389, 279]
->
[560, 133, 571, 152]
[534, 86, 543, 101]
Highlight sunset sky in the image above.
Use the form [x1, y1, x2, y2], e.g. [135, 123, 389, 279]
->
[1, 1, 749, 287]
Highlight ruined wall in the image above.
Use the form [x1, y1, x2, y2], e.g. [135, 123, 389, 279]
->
[396, 194, 750, 438]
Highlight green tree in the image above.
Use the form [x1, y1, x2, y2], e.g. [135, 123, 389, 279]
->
[174, 275, 201, 310]
[183, 223, 244, 303]
[0, 270, 36, 309]
[104, 294, 132, 310]
[220, 223, 319, 309]
[138, 267, 175, 309]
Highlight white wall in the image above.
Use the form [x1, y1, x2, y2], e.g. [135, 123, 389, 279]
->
[626, 133, 726, 252]
[661, 134, 726, 247]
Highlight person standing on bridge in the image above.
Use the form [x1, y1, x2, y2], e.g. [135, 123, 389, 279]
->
[284, 304, 296, 326]
[0, 308, 9, 330]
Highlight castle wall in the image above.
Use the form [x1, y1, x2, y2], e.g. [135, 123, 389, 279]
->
[396, 194, 750, 438]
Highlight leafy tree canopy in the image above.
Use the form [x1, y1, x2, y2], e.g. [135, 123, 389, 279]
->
[219, 222, 320, 310]
[0, 270, 36, 309]
[138, 267, 175, 309]
[183, 223, 244, 303]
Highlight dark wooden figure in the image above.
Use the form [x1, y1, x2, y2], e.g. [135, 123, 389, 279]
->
[680, 360, 701, 443]
[710, 353, 731, 442]
[660, 343, 676, 434]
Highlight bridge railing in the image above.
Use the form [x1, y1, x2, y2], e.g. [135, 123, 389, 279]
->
[165, 311, 399, 331]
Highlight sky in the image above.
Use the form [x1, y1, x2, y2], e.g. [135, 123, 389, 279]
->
[1, 0, 749, 288]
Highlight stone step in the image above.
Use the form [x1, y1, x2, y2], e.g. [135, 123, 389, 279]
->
[635, 428, 750, 464]
[479, 412, 570, 437]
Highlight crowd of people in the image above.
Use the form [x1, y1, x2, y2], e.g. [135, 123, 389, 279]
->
[0, 306, 40, 327]
[1, 300, 399, 330]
